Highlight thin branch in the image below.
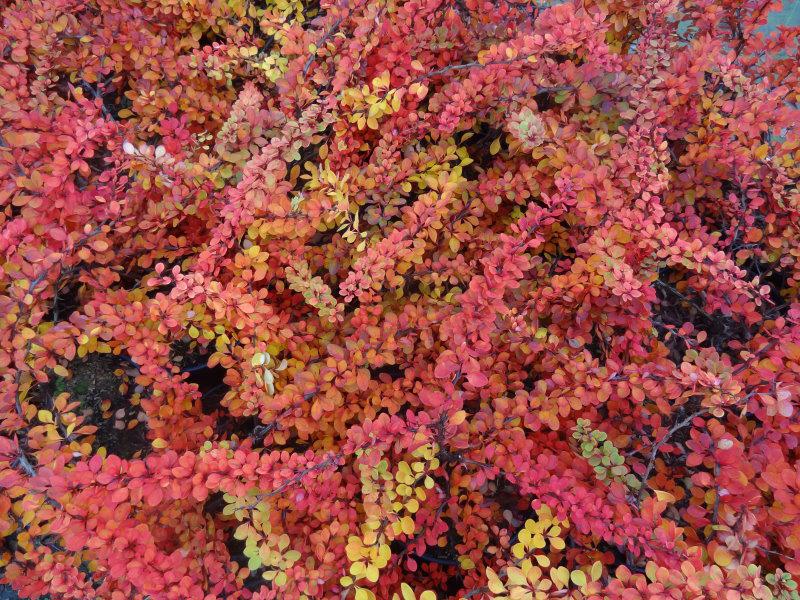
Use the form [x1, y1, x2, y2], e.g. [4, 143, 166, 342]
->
[303, 16, 345, 77]
[13, 452, 37, 478]
[637, 409, 707, 502]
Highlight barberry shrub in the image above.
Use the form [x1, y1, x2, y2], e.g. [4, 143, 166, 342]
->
[1, 0, 799, 598]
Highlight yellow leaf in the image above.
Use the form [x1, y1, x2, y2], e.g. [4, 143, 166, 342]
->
[365, 563, 379, 583]
[401, 583, 415, 600]
[551, 566, 570, 588]
[754, 144, 769, 160]
[549, 537, 565, 550]
[419, 592, 436, 600]
[152, 438, 168, 449]
[400, 515, 415, 535]
[654, 490, 675, 503]
[355, 588, 375, 600]
[534, 554, 550, 568]
[512, 543, 526, 559]
[53, 15, 69, 32]
[591, 560, 603, 581]
[38, 410, 54, 424]
[400, 582, 416, 600]
[713, 547, 733, 568]
[490, 138, 501, 155]
[391, 93, 402, 113]
[506, 567, 527, 586]
[570, 570, 587, 587]
[459, 556, 475, 570]
[487, 568, 506, 594]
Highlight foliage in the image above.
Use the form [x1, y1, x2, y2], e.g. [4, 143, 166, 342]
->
[0, 0, 799, 598]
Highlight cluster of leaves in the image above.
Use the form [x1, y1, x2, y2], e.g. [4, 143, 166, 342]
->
[1, 0, 800, 598]
[572, 419, 641, 491]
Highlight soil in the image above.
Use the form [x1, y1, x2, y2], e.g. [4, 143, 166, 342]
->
[49, 353, 150, 459]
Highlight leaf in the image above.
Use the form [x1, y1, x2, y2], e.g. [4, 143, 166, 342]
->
[551, 566, 570, 588]
[570, 569, 587, 587]
[365, 563, 379, 582]
[654, 490, 676, 503]
[487, 568, 506, 594]
[5, 131, 40, 147]
[459, 556, 475, 569]
[713, 547, 733, 568]
[465, 370, 488, 387]
[490, 138, 501, 155]
[355, 588, 375, 600]
[754, 144, 769, 160]
[401, 583, 415, 600]
[534, 554, 550, 568]
[400, 515, 415, 535]
[110, 488, 129, 503]
[37, 410, 54, 424]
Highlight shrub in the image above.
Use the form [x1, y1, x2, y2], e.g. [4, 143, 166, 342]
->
[1, 0, 799, 598]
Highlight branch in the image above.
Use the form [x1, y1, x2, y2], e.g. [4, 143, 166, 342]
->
[303, 16, 345, 77]
[637, 409, 707, 502]
[13, 451, 37, 478]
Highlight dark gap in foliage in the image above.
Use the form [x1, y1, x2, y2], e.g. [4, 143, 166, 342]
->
[218, 415, 257, 441]
[51, 353, 150, 459]
[224, 533, 265, 592]
[197, 27, 221, 48]
[84, 146, 113, 179]
[370, 363, 404, 380]
[185, 363, 230, 415]
[741, 257, 793, 319]
[119, 266, 156, 292]
[47, 276, 82, 323]
[52, 71, 131, 122]
[462, 122, 503, 170]
[652, 267, 755, 360]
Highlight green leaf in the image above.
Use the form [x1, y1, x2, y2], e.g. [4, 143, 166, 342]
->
[570, 569, 587, 587]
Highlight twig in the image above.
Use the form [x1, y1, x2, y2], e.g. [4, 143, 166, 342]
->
[303, 16, 345, 77]
[13, 451, 37, 478]
[637, 409, 707, 502]
[461, 586, 489, 599]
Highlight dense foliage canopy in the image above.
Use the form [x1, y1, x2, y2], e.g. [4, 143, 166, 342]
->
[1, 0, 800, 598]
